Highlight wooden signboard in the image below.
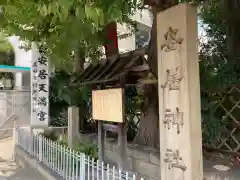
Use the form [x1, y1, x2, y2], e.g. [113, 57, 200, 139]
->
[92, 88, 124, 123]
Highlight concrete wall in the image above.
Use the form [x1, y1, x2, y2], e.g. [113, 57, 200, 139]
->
[77, 133, 240, 180]
[14, 146, 61, 180]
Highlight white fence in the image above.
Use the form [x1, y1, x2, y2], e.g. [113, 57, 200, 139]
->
[15, 128, 144, 180]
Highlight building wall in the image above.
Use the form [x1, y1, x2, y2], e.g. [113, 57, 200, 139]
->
[7, 36, 32, 89]
[117, 23, 136, 53]
[7, 36, 32, 67]
[131, 9, 152, 27]
[117, 10, 152, 53]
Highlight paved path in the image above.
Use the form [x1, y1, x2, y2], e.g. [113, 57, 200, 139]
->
[0, 137, 46, 180]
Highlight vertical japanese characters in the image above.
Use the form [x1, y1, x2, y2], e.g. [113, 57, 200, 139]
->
[37, 48, 49, 124]
[31, 60, 38, 114]
[158, 5, 203, 180]
[31, 44, 49, 127]
[160, 26, 186, 175]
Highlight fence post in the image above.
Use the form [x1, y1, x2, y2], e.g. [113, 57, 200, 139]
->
[13, 121, 17, 146]
[12, 121, 18, 161]
[118, 123, 127, 170]
[80, 154, 85, 180]
[28, 127, 34, 154]
[39, 135, 43, 162]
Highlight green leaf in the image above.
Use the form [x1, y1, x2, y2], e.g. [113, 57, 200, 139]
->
[1, 0, 138, 70]
[41, 4, 48, 17]
[112, 8, 122, 21]
[60, 6, 69, 21]
[76, 6, 85, 20]
[84, 4, 93, 19]
[49, 2, 59, 16]
[58, 0, 73, 9]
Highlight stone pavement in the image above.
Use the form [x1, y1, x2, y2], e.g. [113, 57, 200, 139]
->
[0, 137, 46, 180]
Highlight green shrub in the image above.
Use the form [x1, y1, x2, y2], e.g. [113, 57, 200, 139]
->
[40, 131, 58, 141]
[74, 142, 98, 159]
[58, 136, 98, 159]
[58, 135, 68, 146]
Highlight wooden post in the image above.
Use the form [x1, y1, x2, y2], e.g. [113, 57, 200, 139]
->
[118, 123, 127, 170]
[157, 3, 203, 180]
[97, 85, 105, 163]
[98, 121, 104, 163]
[118, 77, 127, 170]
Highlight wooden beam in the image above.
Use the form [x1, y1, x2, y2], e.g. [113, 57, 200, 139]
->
[131, 64, 150, 72]
[86, 61, 108, 81]
[102, 123, 119, 133]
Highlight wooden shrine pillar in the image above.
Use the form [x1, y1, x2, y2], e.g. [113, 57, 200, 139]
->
[157, 3, 203, 180]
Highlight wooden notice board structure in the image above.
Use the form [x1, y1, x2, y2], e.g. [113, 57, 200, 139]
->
[92, 88, 124, 123]
[92, 88, 126, 168]
[74, 47, 152, 169]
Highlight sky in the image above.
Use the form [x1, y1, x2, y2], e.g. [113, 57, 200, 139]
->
[198, 17, 208, 44]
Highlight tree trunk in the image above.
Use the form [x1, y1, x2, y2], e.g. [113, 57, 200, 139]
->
[147, 11, 158, 77]
[225, 0, 240, 65]
[133, 0, 178, 148]
[133, 84, 159, 149]
[74, 48, 86, 130]
[74, 48, 85, 73]
[133, 6, 159, 148]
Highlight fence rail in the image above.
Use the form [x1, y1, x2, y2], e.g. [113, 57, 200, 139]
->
[15, 128, 144, 180]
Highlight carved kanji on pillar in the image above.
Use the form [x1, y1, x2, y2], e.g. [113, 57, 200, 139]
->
[161, 66, 183, 90]
[161, 27, 184, 52]
[164, 107, 184, 133]
[164, 149, 186, 171]
[167, 67, 183, 90]
[161, 27, 184, 134]
[158, 4, 203, 180]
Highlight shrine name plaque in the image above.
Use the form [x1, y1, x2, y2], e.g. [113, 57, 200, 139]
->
[92, 88, 124, 123]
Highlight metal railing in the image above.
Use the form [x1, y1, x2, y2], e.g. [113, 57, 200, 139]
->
[15, 128, 144, 180]
[0, 90, 30, 115]
[0, 90, 30, 127]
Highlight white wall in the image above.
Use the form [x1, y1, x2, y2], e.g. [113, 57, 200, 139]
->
[131, 9, 152, 27]
[7, 36, 32, 67]
[117, 9, 152, 53]
[117, 23, 136, 53]
[7, 36, 32, 88]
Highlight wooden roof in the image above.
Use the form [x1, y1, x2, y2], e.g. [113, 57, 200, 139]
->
[76, 47, 151, 86]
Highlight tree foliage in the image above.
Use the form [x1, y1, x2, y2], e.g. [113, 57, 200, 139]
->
[0, 0, 140, 70]
[0, 31, 12, 53]
[49, 70, 90, 126]
[0, 31, 14, 81]
[190, 0, 240, 146]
